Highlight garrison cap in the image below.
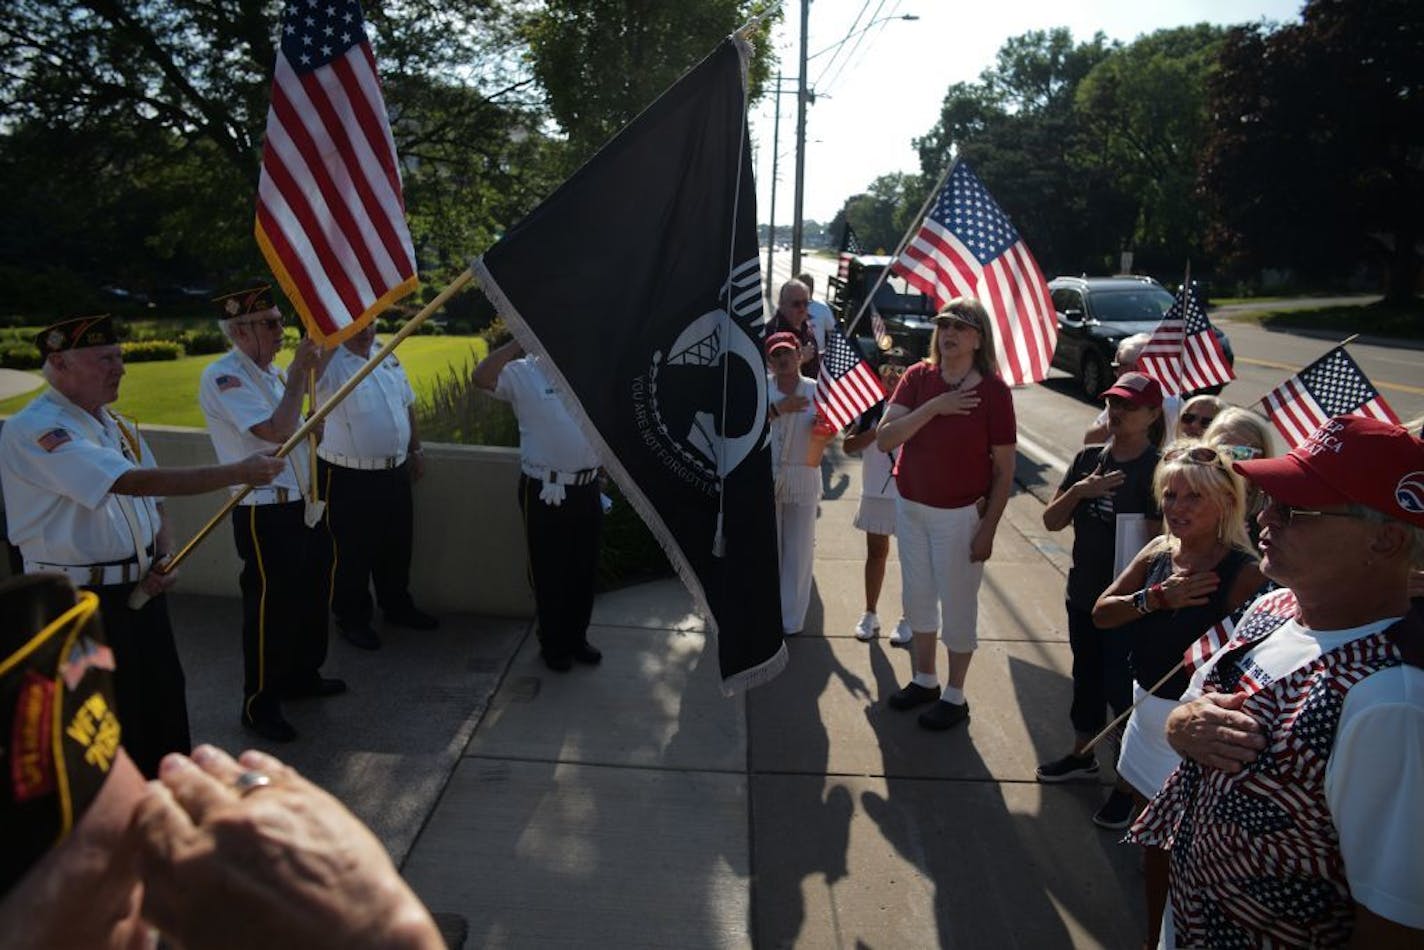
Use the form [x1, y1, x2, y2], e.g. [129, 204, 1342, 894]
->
[34, 315, 118, 357]
[212, 284, 275, 320]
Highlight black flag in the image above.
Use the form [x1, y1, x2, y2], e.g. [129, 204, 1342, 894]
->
[473, 37, 786, 693]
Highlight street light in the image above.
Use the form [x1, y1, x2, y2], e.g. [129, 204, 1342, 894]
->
[807, 14, 920, 61]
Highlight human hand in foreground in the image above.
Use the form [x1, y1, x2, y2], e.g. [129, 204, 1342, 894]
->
[1073, 465, 1125, 499]
[139, 556, 179, 598]
[235, 451, 285, 487]
[1155, 569, 1220, 609]
[969, 521, 996, 563]
[1165, 692, 1266, 773]
[128, 746, 442, 950]
[928, 389, 980, 416]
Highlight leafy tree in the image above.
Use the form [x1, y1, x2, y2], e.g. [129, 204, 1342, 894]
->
[829, 172, 917, 253]
[1201, 0, 1423, 301]
[522, 0, 778, 167]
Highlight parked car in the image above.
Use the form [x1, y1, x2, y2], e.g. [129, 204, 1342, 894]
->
[1048, 275, 1234, 399]
[827, 254, 937, 359]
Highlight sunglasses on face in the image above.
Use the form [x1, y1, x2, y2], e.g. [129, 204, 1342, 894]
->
[1261, 493, 1367, 527]
[1181, 412, 1215, 427]
[1163, 445, 1228, 468]
[239, 317, 284, 331]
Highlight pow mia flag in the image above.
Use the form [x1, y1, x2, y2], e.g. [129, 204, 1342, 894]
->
[473, 36, 787, 693]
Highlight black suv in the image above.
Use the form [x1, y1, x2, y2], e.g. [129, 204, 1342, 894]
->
[1048, 275, 1233, 399]
[828, 255, 936, 357]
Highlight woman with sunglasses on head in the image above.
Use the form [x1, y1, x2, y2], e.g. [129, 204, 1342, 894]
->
[1036, 371, 1166, 827]
[1175, 393, 1223, 440]
[876, 298, 1016, 732]
[1091, 442, 1265, 948]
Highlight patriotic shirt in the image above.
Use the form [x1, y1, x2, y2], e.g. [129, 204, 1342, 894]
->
[1134, 593, 1424, 945]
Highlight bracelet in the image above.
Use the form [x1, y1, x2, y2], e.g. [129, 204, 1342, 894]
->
[1148, 582, 1165, 611]
[1133, 588, 1151, 615]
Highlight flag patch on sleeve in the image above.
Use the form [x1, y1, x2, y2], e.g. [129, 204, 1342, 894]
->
[215, 374, 242, 392]
[36, 428, 72, 452]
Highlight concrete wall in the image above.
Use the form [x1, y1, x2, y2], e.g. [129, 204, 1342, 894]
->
[1, 421, 534, 618]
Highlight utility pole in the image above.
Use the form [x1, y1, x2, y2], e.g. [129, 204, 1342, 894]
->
[791, 0, 809, 277]
[766, 70, 782, 303]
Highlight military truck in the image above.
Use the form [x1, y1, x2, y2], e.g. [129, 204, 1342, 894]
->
[826, 254, 937, 359]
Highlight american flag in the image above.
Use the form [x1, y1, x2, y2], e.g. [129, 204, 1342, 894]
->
[1261, 346, 1399, 448]
[1137, 283, 1234, 396]
[1181, 585, 1289, 676]
[870, 303, 888, 345]
[891, 161, 1055, 386]
[254, 0, 419, 345]
[815, 325, 883, 430]
[837, 223, 864, 280]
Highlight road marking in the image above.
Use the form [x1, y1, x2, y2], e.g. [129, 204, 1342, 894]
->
[1015, 427, 1071, 475]
[1236, 357, 1424, 396]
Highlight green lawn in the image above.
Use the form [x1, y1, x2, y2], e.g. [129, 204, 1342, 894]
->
[1218, 299, 1424, 340]
[0, 336, 487, 427]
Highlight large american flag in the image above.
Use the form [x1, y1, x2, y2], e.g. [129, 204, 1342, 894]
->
[1137, 283, 1234, 396]
[1261, 346, 1400, 448]
[837, 223, 864, 280]
[815, 325, 883, 430]
[890, 161, 1055, 386]
[254, 0, 419, 345]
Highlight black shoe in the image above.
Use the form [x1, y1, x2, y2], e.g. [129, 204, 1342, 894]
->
[1093, 789, 1137, 830]
[571, 641, 603, 665]
[386, 607, 439, 631]
[339, 625, 382, 650]
[542, 651, 573, 672]
[241, 699, 296, 743]
[918, 700, 970, 731]
[281, 675, 348, 700]
[887, 681, 941, 710]
[1036, 752, 1100, 784]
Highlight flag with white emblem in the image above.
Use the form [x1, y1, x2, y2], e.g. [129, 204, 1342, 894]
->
[1261, 346, 1399, 449]
[891, 161, 1055, 386]
[255, 0, 419, 345]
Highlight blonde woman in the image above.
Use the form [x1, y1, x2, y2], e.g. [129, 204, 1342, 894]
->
[1092, 441, 1264, 947]
[876, 298, 1016, 731]
[1205, 406, 1276, 549]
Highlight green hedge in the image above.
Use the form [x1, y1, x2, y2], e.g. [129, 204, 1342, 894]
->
[181, 329, 229, 355]
[0, 340, 41, 369]
[120, 340, 183, 362]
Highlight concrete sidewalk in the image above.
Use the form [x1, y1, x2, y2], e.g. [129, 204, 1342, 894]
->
[167, 445, 1145, 948]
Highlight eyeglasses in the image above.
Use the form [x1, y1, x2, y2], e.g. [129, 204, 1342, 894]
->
[786, 299, 809, 309]
[239, 317, 284, 331]
[1163, 445, 1228, 467]
[1261, 493, 1369, 527]
[1181, 412, 1216, 427]
[1219, 443, 1262, 461]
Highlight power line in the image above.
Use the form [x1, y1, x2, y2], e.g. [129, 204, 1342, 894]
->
[808, 0, 876, 90]
[817, 0, 901, 97]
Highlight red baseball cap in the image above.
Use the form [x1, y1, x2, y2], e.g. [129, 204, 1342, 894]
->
[1100, 372, 1163, 409]
[1233, 415, 1424, 527]
[765, 331, 799, 355]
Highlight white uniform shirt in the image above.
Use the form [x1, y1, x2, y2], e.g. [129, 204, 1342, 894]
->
[806, 299, 833, 352]
[491, 356, 600, 473]
[198, 348, 307, 502]
[1178, 610, 1424, 932]
[315, 342, 414, 461]
[0, 388, 160, 565]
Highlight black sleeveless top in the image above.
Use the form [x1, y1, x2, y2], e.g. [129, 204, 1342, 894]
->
[1128, 546, 1256, 698]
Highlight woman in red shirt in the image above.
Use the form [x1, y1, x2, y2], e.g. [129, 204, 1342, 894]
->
[876, 298, 1017, 731]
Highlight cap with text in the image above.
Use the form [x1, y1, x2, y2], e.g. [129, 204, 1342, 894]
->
[33, 315, 118, 357]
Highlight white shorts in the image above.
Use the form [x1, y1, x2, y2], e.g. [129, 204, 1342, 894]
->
[1118, 683, 1182, 798]
[853, 496, 897, 536]
[895, 497, 983, 652]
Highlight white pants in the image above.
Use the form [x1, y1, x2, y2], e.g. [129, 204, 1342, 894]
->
[776, 499, 817, 634]
[895, 497, 983, 652]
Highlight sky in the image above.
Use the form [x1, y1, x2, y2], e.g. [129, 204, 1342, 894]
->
[750, 0, 1306, 226]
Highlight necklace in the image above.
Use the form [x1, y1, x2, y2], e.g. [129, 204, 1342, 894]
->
[942, 370, 972, 391]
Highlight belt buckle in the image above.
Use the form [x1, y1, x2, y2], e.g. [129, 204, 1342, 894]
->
[89, 565, 104, 586]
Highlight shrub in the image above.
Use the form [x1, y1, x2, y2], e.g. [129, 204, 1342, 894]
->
[120, 340, 183, 362]
[446, 320, 474, 336]
[478, 317, 511, 350]
[182, 329, 229, 355]
[0, 340, 42, 370]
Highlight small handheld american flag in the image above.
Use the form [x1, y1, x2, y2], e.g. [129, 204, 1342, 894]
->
[815, 325, 884, 431]
[1137, 283, 1234, 397]
[1261, 346, 1400, 449]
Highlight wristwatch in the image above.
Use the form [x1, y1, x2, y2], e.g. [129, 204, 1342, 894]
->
[1133, 588, 1152, 615]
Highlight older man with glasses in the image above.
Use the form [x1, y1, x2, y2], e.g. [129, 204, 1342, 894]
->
[769, 278, 821, 378]
[1131, 415, 1424, 947]
[200, 285, 344, 742]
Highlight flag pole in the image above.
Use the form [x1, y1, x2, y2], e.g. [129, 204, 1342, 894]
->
[840, 155, 958, 340]
[127, 268, 475, 608]
[1079, 656, 1188, 755]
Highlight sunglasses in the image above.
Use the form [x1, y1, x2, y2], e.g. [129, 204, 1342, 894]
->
[1163, 445, 1228, 467]
[1219, 443, 1262, 461]
[1261, 493, 1367, 527]
[1181, 412, 1216, 427]
[239, 316, 284, 331]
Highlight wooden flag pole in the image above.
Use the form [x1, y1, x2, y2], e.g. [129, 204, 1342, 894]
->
[840, 156, 958, 340]
[308, 366, 320, 506]
[1079, 657, 1188, 755]
[127, 268, 475, 608]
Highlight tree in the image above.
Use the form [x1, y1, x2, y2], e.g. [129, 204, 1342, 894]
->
[522, 0, 778, 168]
[1201, 0, 1423, 301]
[829, 172, 917, 253]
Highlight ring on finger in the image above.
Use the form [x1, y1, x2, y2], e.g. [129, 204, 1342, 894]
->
[234, 770, 273, 797]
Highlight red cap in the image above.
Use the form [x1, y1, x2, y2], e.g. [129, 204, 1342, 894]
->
[765, 331, 799, 355]
[1101, 371, 1163, 409]
[1233, 415, 1424, 527]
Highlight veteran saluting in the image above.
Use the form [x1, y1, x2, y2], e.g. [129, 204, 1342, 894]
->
[199, 286, 343, 742]
[0, 315, 284, 775]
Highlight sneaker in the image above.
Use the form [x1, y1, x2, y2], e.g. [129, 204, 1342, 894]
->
[854, 612, 880, 641]
[887, 681, 940, 710]
[1093, 789, 1137, 830]
[1036, 752, 1100, 783]
[888, 618, 913, 647]
[918, 699, 970, 731]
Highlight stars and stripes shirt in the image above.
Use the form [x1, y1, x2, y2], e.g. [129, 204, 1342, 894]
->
[1261, 346, 1400, 449]
[1138, 286, 1234, 397]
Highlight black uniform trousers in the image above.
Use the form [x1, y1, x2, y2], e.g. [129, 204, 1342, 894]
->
[318, 458, 416, 630]
[518, 474, 601, 660]
[230, 501, 333, 712]
[88, 585, 191, 778]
